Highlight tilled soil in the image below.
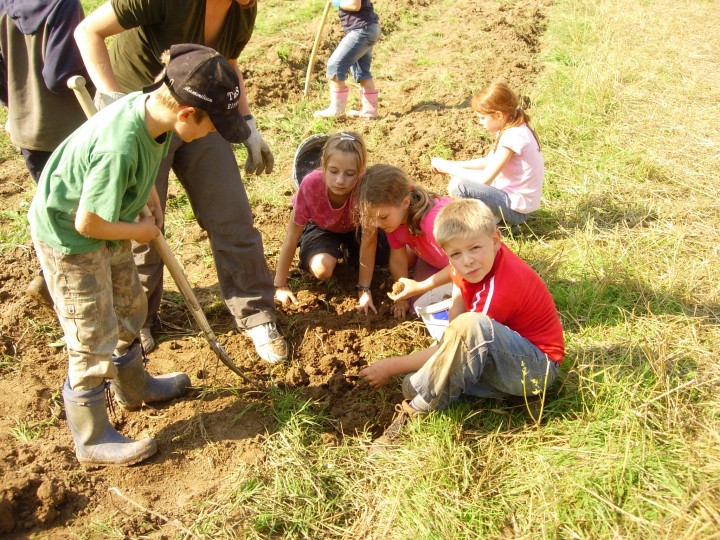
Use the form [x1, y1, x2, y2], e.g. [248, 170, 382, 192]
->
[0, 0, 547, 536]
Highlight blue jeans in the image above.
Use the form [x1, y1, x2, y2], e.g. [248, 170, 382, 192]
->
[448, 177, 531, 226]
[405, 312, 559, 411]
[327, 23, 381, 82]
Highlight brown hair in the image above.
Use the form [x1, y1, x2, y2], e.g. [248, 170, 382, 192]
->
[321, 131, 367, 173]
[471, 82, 539, 152]
[359, 164, 438, 235]
[434, 198, 497, 249]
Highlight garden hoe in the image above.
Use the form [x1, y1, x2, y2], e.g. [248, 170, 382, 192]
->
[67, 75, 256, 385]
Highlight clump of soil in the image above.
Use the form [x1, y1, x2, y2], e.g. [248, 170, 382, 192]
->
[392, 281, 406, 296]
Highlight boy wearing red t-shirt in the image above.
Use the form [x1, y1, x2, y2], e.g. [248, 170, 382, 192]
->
[360, 198, 564, 431]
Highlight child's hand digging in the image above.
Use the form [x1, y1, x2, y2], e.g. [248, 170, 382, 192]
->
[388, 279, 414, 319]
[359, 358, 397, 387]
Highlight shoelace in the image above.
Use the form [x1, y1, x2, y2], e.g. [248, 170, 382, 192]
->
[105, 380, 117, 420]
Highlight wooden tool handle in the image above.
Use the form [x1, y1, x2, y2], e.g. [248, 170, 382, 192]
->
[304, 1, 333, 97]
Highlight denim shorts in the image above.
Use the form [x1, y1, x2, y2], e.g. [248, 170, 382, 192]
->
[327, 23, 381, 82]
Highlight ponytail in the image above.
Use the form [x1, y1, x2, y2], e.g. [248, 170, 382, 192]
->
[472, 82, 540, 151]
[359, 164, 439, 235]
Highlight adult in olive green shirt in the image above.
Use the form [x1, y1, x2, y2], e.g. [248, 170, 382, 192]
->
[75, 0, 288, 364]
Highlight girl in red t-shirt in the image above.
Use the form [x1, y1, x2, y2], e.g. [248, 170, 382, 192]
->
[274, 131, 388, 306]
[358, 164, 454, 318]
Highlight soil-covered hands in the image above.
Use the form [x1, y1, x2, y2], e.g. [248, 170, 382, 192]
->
[359, 357, 396, 387]
[357, 289, 377, 315]
[392, 299, 410, 320]
[274, 285, 298, 306]
[387, 277, 421, 302]
[388, 278, 417, 319]
[243, 117, 275, 175]
[133, 215, 161, 244]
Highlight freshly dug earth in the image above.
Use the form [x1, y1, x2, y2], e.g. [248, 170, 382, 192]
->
[0, 0, 547, 536]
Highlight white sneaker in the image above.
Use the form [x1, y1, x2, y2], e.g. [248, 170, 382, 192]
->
[245, 322, 288, 364]
[139, 327, 156, 354]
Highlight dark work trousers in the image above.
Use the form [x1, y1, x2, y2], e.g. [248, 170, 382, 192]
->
[132, 131, 276, 330]
[21, 148, 52, 184]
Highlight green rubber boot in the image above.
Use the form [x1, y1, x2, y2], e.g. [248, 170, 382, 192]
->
[110, 342, 191, 410]
[62, 378, 157, 467]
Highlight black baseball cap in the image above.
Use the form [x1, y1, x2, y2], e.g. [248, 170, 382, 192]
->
[144, 44, 250, 143]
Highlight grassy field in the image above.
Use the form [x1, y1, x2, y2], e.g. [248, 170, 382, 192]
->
[193, 1, 720, 538]
[3, 0, 719, 537]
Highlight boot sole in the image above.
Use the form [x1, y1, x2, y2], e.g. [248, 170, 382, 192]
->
[76, 440, 158, 467]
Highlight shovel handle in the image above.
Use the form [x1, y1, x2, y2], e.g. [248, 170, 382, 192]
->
[67, 75, 99, 118]
[304, 1, 333, 97]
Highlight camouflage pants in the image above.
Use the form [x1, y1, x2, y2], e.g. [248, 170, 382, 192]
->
[33, 238, 146, 391]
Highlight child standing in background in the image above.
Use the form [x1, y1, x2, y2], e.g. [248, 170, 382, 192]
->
[274, 132, 389, 306]
[358, 164, 453, 319]
[314, 0, 380, 119]
[431, 82, 544, 228]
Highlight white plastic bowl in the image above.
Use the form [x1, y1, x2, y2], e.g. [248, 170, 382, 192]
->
[414, 284, 453, 341]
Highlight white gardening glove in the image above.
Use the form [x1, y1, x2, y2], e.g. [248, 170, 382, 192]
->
[94, 91, 126, 111]
[242, 116, 275, 175]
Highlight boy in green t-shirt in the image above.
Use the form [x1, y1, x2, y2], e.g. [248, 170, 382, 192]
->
[28, 43, 251, 467]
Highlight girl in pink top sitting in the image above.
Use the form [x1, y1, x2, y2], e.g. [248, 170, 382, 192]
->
[431, 82, 544, 228]
[274, 132, 388, 306]
[358, 164, 454, 319]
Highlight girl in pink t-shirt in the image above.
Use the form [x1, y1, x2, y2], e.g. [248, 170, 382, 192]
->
[358, 164, 453, 319]
[274, 131, 388, 306]
[431, 82, 544, 228]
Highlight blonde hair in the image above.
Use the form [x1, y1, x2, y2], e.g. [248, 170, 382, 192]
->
[321, 131, 367, 173]
[154, 50, 208, 121]
[359, 164, 438, 235]
[434, 198, 498, 249]
[471, 81, 539, 152]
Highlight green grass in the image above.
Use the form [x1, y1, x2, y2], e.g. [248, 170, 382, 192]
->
[8, 417, 56, 443]
[4, 0, 717, 537]
[0, 208, 31, 252]
[167, 0, 720, 538]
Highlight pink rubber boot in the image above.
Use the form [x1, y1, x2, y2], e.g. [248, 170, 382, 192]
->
[348, 90, 378, 118]
[314, 87, 349, 118]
